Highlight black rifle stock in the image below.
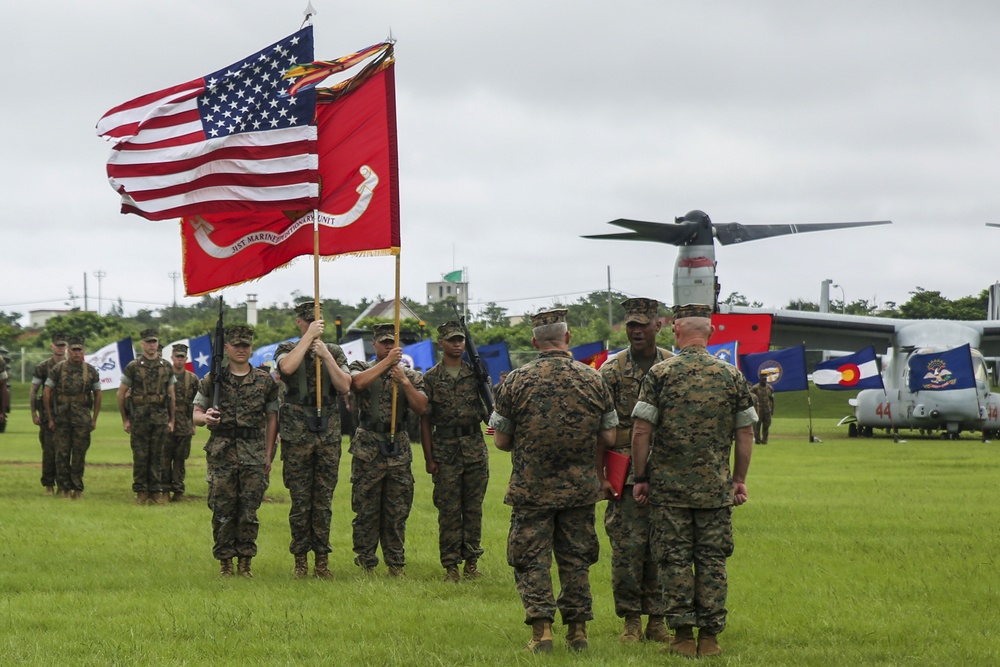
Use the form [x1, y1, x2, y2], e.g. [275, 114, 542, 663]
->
[211, 296, 225, 408]
[452, 305, 495, 417]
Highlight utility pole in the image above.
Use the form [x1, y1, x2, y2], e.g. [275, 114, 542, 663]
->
[94, 270, 106, 316]
[83, 272, 88, 312]
[168, 271, 181, 306]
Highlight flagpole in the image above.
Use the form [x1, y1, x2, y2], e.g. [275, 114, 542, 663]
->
[313, 212, 324, 428]
[805, 341, 818, 443]
[389, 253, 401, 447]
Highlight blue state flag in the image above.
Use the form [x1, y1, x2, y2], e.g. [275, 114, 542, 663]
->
[707, 341, 738, 367]
[402, 339, 436, 372]
[188, 334, 215, 379]
[907, 344, 976, 392]
[814, 346, 884, 391]
[740, 345, 808, 392]
[248, 337, 299, 371]
[476, 341, 513, 384]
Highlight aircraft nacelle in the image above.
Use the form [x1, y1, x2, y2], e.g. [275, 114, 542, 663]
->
[674, 245, 718, 310]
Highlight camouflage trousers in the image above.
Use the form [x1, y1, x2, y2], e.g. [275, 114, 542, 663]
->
[162, 434, 192, 494]
[130, 420, 169, 494]
[350, 456, 413, 569]
[507, 504, 599, 624]
[282, 435, 341, 555]
[753, 414, 772, 444]
[432, 457, 489, 567]
[38, 424, 57, 488]
[604, 488, 665, 617]
[53, 422, 92, 492]
[650, 505, 734, 634]
[207, 460, 268, 560]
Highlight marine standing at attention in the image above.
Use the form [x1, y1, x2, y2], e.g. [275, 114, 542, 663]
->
[599, 297, 673, 643]
[164, 343, 199, 502]
[118, 329, 176, 504]
[31, 333, 67, 495]
[749, 375, 774, 444]
[348, 323, 428, 577]
[274, 301, 352, 578]
[489, 308, 618, 653]
[631, 304, 755, 658]
[193, 325, 279, 578]
[44, 336, 101, 499]
[420, 321, 491, 582]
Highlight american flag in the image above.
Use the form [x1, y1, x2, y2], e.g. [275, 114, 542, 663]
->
[96, 27, 319, 221]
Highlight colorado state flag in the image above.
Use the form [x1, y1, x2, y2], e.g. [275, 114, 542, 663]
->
[813, 346, 884, 390]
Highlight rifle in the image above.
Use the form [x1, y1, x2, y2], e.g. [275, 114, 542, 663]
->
[211, 296, 225, 408]
[452, 305, 495, 417]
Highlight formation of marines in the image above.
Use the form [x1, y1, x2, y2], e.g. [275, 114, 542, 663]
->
[13, 295, 757, 657]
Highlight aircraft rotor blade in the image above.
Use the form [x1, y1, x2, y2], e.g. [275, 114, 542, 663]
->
[713, 220, 891, 246]
[581, 218, 701, 246]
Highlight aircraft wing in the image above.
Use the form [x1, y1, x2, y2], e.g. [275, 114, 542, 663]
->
[725, 307, 899, 353]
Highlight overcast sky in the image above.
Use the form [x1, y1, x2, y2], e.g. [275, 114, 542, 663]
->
[3, 1, 999, 326]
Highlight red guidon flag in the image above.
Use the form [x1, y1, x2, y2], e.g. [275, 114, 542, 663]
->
[180, 54, 399, 295]
[709, 313, 772, 354]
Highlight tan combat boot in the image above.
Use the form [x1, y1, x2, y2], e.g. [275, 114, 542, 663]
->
[71, 490, 82, 500]
[219, 558, 234, 576]
[463, 559, 482, 580]
[293, 554, 309, 578]
[620, 615, 642, 642]
[134, 492, 148, 505]
[698, 631, 722, 657]
[443, 564, 460, 583]
[663, 626, 697, 658]
[388, 565, 406, 578]
[313, 553, 332, 579]
[45, 486, 54, 496]
[524, 619, 553, 653]
[645, 615, 671, 643]
[237, 557, 254, 578]
[154, 492, 169, 505]
[61, 489, 71, 499]
[171, 492, 184, 502]
[566, 621, 589, 652]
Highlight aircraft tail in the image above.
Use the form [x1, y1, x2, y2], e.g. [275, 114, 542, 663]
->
[989, 282, 1000, 321]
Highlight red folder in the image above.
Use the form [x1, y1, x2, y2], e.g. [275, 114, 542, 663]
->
[604, 450, 631, 499]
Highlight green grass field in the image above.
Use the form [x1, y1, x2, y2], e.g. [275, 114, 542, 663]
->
[1, 384, 998, 666]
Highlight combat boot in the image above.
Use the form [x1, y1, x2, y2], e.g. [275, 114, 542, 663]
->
[443, 564, 460, 583]
[313, 553, 332, 579]
[620, 615, 642, 642]
[293, 554, 309, 578]
[71, 490, 82, 500]
[219, 558, 234, 577]
[524, 619, 553, 653]
[645, 615, 671, 643]
[171, 492, 184, 502]
[237, 557, 254, 578]
[134, 492, 148, 505]
[698, 631, 722, 657]
[61, 489, 71, 499]
[45, 486, 54, 496]
[154, 492, 169, 505]
[566, 621, 589, 652]
[388, 565, 406, 578]
[662, 626, 697, 658]
[463, 559, 482, 580]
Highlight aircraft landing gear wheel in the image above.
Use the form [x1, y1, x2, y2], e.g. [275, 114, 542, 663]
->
[848, 423, 858, 438]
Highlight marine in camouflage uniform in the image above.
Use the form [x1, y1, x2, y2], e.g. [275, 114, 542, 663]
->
[420, 321, 490, 582]
[0, 351, 7, 434]
[489, 309, 618, 653]
[164, 343, 199, 501]
[275, 301, 352, 578]
[631, 304, 756, 658]
[31, 333, 68, 494]
[749, 376, 774, 444]
[348, 323, 428, 576]
[193, 325, 279, 577]
[43, 336, 101, 499]
[599, 298, 673, 643]
[118, 329, 176, 504]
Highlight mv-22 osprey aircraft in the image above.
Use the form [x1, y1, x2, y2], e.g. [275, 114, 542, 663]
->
[585, 210, 1000, 439]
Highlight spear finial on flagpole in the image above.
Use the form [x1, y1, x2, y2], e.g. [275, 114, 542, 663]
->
[302, 1, 318, 28]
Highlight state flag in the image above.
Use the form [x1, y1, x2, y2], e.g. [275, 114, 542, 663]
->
[813, 346, 884, 390]
[740, 345, 808, 392]
[907, 344, 977, 392]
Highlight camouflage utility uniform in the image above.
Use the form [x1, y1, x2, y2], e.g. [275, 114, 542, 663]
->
[32, 356, 62, 490]
[121, 356, 175, 495]
[490, 350, 618, 627]
[349, 359, 426, 571]
[422, 360, 490, 571]
[600, 346, 673, 627]
[45, 359, 101, 493]
[749, 381, 774, 444]
[633, 345, 755, 635]
[164, 367, 198, 496]
[195, 366, 280, 561]
[275, 340, 350, 558]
